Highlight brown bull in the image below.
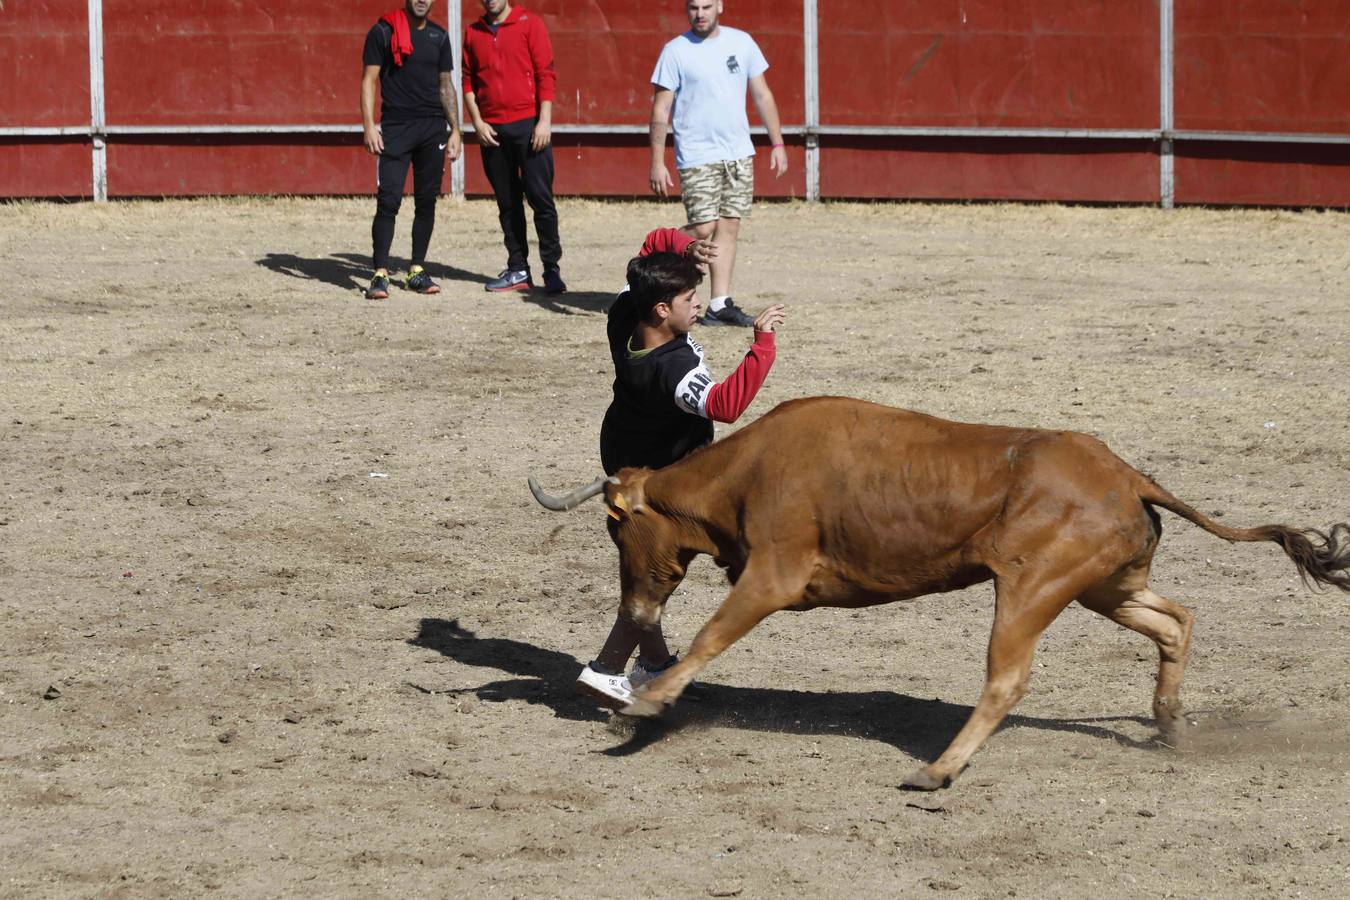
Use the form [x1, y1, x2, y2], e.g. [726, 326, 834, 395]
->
[530, 396, 1350, 789]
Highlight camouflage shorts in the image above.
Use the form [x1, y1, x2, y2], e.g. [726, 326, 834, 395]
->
[678, 156, 755, 223]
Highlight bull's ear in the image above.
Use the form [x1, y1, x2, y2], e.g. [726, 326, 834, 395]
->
[607, 491, 631, 520]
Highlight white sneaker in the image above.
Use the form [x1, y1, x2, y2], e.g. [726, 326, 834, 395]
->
[576, 664, 633, 709]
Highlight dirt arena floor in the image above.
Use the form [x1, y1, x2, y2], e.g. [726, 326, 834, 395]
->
[2, 196, 1348, 897]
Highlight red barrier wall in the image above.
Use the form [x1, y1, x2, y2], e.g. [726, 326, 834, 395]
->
[816, 0, 1162, 201]
[820, 138, 1159, 203]
[101, 1, 368, 126]
[1174, 0, 1350, 206]
[108, 136, 377, 197]
[2, 1, 1347, 206]
[1176, 0, 1350, 133]
[1, 1, 93, 198]
[0, 1, 91, 127]
[0, 141, 92, 198]
[819, 1, 1159, 128]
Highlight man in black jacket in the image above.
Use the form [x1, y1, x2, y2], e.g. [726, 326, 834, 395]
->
[361, 0, 463, 299]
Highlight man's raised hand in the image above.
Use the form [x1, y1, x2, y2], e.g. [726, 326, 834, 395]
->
[685, 238, 719, 267]
[753, 304, 787, 334]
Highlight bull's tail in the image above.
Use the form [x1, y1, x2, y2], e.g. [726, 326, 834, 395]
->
[1133, 473, 1350, 592]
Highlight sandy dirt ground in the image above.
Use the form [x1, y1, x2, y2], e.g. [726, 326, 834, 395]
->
[2, 197, 1348, 898]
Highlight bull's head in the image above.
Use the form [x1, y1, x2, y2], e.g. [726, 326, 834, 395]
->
[528, 470, 694, 629]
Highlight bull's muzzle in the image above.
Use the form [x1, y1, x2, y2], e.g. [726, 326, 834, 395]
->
[620, 598, 664, 630]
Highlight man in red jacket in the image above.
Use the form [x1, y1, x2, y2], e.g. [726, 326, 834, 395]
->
[462, 0, 565, 294]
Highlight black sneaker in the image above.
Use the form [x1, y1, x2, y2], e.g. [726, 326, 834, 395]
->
[404, 265, 440, 295]
[485, 268, 532, 292]
[701, 298, 755, 327]
[543, 267, 567, 295]
[365, 271, 390, 300]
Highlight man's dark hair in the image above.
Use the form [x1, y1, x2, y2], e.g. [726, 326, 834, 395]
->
[627, 252, 703, 322]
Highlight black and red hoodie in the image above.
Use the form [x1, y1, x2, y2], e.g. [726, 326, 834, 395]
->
[600, 228, 777, 475]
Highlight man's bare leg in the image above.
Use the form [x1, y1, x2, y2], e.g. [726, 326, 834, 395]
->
[708, 216, 740, 300]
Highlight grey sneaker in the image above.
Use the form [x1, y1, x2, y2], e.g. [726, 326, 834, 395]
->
[486, 268, 532, 292]
[701, 298, 755, 327]
[629, 654, 678, 690]
[576, 663, 633, 709]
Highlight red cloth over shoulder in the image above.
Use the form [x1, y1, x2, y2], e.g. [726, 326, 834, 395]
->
[638, 227, 696, 258]
[381, 9, 413, 67]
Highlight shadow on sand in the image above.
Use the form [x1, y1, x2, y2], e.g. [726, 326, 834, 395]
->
[408, 618, 1158, 764]
[255, 252, 490, 293]
[255, 251, 615, 315]
[518, 288, 614, 316]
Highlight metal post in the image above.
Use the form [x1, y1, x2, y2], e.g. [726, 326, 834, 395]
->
[88, 0, 107, 201]
[1159, 0, 1175, 208]
[449, 0, 465, 199]
[803, 0, 820, 202]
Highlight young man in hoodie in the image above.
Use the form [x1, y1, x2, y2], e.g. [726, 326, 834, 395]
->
[462, 0, 566, 294]
[575, 227, 786, 708]
[361, 0, 463, 300]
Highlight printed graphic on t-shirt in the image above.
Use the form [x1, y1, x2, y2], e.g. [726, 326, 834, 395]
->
[675, 362, 716, 417]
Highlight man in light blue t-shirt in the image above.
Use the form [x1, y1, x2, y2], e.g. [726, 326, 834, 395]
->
[648, 0, 788, 327]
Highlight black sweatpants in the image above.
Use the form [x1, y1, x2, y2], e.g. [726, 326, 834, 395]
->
[480, 116, 561, 273]
[372, 116, 448, 271]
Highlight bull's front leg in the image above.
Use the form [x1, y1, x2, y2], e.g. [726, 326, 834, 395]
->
[904, 572, 1080, 790]
[622, 561, 807, 718]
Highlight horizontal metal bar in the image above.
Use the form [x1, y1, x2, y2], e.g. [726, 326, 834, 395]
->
[554, 124, 644, 135]
[5, 124, 793, 138]
[99, 122, 810, 137]
[816, 125, 1159, 139]
[0, 126, 97, 137]
[6, 123, 1345, 144]
[106, 124, 363, 135]
[550, 124, 809, 136]
[1167, 129, 1350, 145]
[822, 125, 1348, 144]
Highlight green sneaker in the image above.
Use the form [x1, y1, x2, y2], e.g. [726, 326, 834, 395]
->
[365, 270, 390, 300]
[404, 265, 441, 295]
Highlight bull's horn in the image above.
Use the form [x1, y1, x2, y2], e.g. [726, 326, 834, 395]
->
[528, 475, 612, 512]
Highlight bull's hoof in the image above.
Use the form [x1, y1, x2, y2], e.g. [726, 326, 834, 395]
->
[1151, 725, 1182, 750]
[619, 695, 666, 719]
[899, 768, 951, 792]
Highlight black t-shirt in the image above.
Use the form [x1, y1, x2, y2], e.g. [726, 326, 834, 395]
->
[599, 290, 715, 475]
[363, 19, 454, 124]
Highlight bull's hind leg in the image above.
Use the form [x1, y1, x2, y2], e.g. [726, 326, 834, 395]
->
[621, 557, 811, 718]
[1078, 568, 1195, 744]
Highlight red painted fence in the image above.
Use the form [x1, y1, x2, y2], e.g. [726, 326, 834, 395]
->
[2, 1, 1347, 205]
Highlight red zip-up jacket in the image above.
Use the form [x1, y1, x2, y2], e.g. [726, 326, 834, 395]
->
[462, 6, 557, 125]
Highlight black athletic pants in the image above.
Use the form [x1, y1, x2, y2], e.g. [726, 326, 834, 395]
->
[480, 116, 561, 273]
[372, 117, 447, 271]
